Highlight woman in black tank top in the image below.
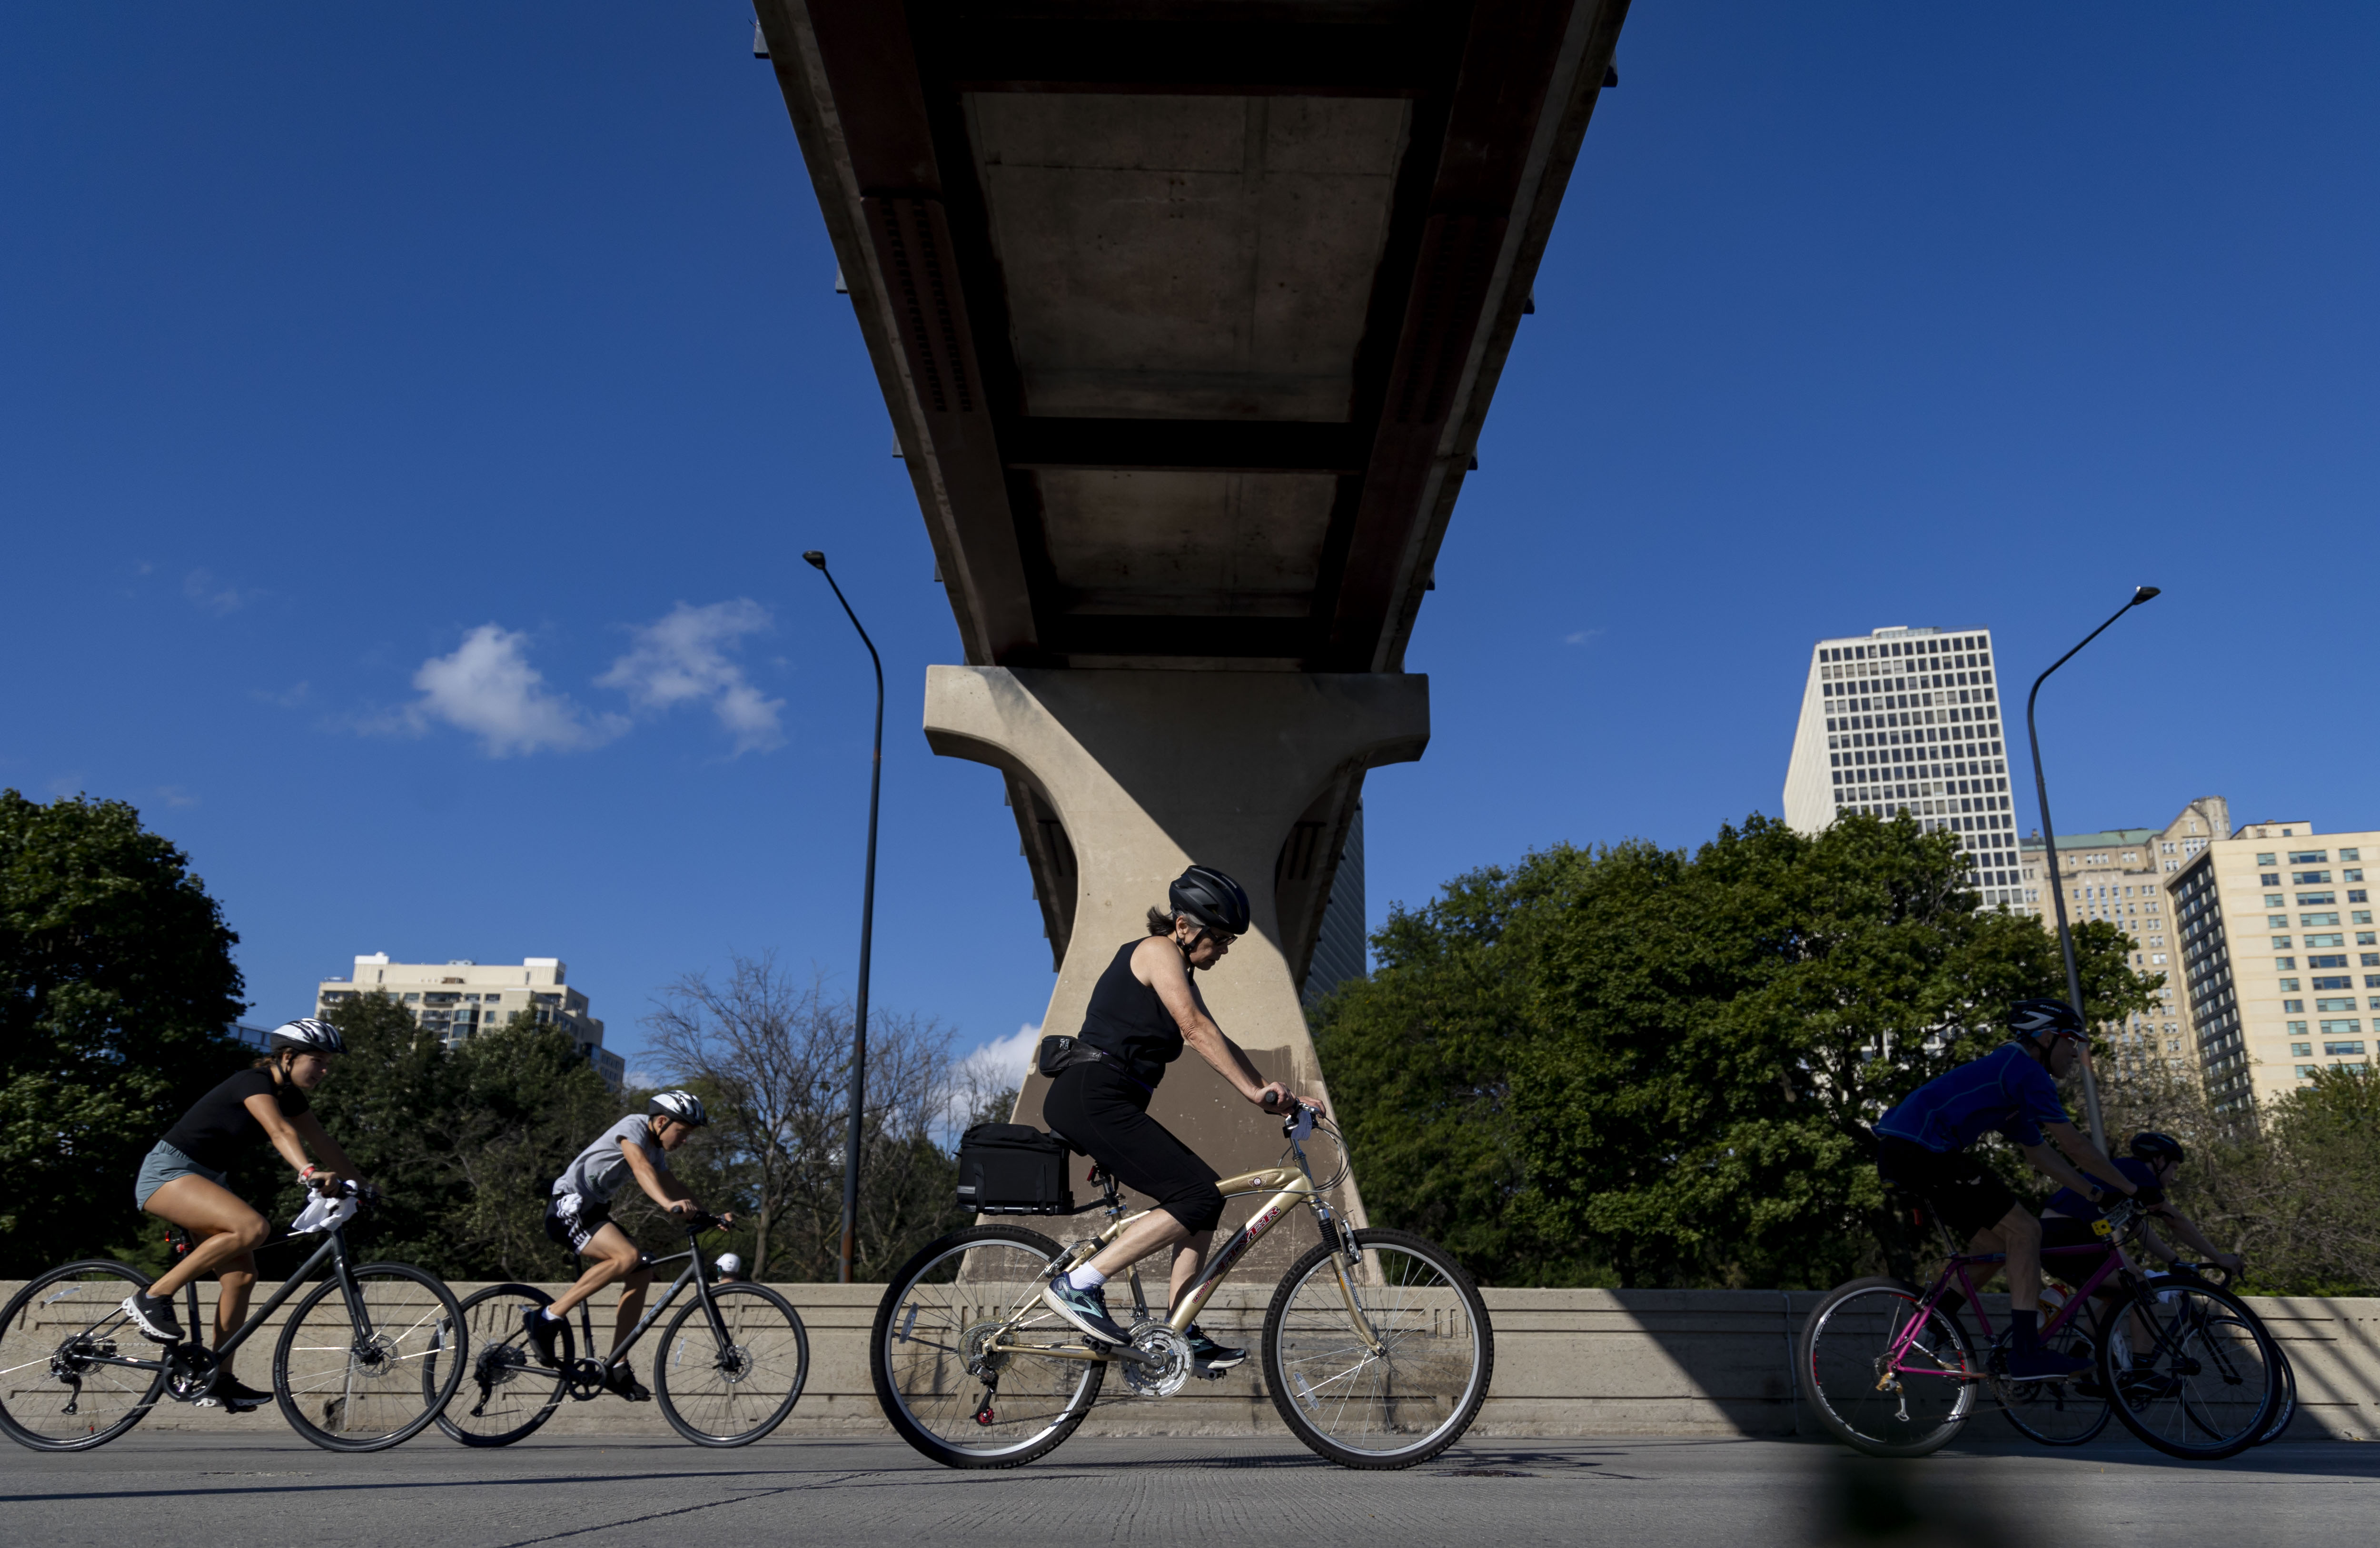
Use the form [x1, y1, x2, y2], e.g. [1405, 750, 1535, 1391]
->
[1038, 865, 1323, 1359]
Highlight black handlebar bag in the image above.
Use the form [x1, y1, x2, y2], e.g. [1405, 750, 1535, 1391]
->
[955, 1123, 1075, 1215]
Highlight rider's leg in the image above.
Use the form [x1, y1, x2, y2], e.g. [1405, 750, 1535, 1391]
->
[212, 1250, 259, 1377]
[606, 1259, 655, 1364]
[1084, 1208, 1190, 1280]
[142, 1175, 270, 1299]
[1167, 1231, 1215, 1310]
[1997, 1204, 2044, 1313]
[547, 1222, 643, 1320]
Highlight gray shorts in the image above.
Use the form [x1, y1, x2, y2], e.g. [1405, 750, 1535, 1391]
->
[135, 1140, 228, 1210]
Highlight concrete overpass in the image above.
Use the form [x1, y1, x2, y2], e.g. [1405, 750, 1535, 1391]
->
[756, 0, 1628, 1231]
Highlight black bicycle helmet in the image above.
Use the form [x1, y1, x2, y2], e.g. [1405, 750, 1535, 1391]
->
[1169, 865, 1251, 937]
[268, 1017, 346, 1055]
[2007, 998, 2086, 1042]
[647, 1090, 709, 1127]
[2129, 1131, 2187, 1167]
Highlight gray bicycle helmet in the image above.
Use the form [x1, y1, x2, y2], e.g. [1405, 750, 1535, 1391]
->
[647, 1090, 708, 1127]
[2007, 998, 2086, 1042]
[1169, 865, 1251, 937]
[268, 1017, 346, 1055]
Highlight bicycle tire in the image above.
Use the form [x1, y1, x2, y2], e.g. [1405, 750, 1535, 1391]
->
[1800, 1278, 1979, 1458]
[2257, 1338, 2299, 1446]
[1990, 1296, 2112, 1448]
[431, 1283, 573, 1447]
[0, 1261, 168, 1453]
[652, 1282, 809, 1448]
[1261, 1227, 1493, 1470]
[274, 1260, 465, 1452]
[871, 1224, 1103, 1469]
[2097, 1278, 2279, 1460]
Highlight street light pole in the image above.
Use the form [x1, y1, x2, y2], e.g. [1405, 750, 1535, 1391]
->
[804, 550, 883, 1285]
[2025, 585, 2160, 1152]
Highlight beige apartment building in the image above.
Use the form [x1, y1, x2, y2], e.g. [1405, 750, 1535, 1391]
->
[315, 954, 626, 1089]
[2169, 821, 2380, 1111]
[2015, 797, 2229, 1078]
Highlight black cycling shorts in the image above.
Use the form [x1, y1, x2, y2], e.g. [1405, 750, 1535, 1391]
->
[1042, 1061, 1224, 1234]
[1877, 1137, 2020, 1242]
[545, 1192, 611, 1254]
[2039, 1215, 2118, 1292]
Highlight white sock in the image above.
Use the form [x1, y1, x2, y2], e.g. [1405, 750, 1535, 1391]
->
[540, 1308, 565, 1323]
[1063, 1266, 1107, 1292]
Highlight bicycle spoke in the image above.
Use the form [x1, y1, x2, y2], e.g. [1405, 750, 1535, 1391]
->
[1268, 1234, 1490, 1462]
[653, 1284, 808, 1447]
[1801, 1282, 1977, 1457]
[0, 1264, 168, 1451]
[275, 1265, 461, 1450]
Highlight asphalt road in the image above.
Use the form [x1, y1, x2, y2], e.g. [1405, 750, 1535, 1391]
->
[2, 1431, 2371, 1547]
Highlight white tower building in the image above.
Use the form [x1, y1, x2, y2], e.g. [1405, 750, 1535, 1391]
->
[1783, 625, 2027, 908]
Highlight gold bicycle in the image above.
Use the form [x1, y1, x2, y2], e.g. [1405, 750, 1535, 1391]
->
[870, 1108, 1492, 1470]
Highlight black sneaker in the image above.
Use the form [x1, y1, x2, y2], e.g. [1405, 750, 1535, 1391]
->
[199, 1376, 274, 1413]
[119, 1290, 184, 1345]
[603, 1361, 651, 1402]
[1186, 1325, 1246, 1370]
[521, 1306, 562, 1369]
[1040, 1277, 1130, 1345]
[2004, 1345, 2090, 1381]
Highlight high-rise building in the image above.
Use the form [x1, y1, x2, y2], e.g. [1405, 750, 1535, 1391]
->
[2015, 797, 2227, 1078]
[1301, 802, 1367, 1009]
[1783, 624, 2026, 907]
[315, 954, 625, 1089]
[2168, 820, 2380, 1111]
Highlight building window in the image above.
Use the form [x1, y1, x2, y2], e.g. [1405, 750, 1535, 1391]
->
[2276, 956, 2298, 969]
[2298, 1065, 2321, 1079]
[2318, 997, 2358, 1012]
[2314, 976, 2354, 990]
[2291, 1042, 2313, 1057]
[2278, 978, 2301, 992]
[2288, 1020, 2309, 1035]
[2304, 912, 2341, 926]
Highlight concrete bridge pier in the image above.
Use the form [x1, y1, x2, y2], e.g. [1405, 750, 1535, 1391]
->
[923, 664, 1428, 1251]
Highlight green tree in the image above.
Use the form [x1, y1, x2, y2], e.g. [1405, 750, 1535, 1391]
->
[0, 791, 246, 1274]
[1314, 812, 2160, 1289]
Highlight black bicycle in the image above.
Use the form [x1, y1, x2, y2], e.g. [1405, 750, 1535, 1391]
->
[0, 1184, 465, 1453]
[433, 1212, 808, 1449]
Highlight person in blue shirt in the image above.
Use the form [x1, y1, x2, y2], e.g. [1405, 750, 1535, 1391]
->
[1874, 999, 2160, 1379]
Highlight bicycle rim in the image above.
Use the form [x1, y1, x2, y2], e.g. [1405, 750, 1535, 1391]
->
[1263, 1228, 1493, 1469]
[1802, 1280, 1977, 1457]
[1993, 1305, 2112, 1447]
[2258, 1340, 2299, 1446]
[872, 1226, 1102, 1468]
[431, 1284, 572, 1448]
[0, 1262, 167, 1452]
[275, 1261, 464, 1452]
[654, 1283, 808, 1448]
[2102, 1282, 2278, 1460]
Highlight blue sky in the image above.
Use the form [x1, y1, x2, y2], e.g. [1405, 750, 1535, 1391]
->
[6, 5, 2376, 1076]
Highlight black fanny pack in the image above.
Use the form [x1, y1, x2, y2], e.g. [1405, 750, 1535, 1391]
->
[1037, 1035, 1157, 1090]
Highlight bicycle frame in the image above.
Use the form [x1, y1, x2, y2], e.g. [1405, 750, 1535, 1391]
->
[1880, 1218, 2144, 1384]
[66, 1224, 363, 1393]
[559, 1220, 737, 1369]
[985, 1118, 1379, 1367]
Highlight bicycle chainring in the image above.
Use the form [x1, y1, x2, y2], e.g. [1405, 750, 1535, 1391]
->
[563, 1357, 609, 1400]
[1121, 1321, 1192, 1399]
[163, 1343, 222, 1403]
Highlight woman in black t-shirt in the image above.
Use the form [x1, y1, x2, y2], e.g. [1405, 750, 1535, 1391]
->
[119, 1018, 365, 1411]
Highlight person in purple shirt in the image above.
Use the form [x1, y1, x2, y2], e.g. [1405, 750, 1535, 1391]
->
[1874, 999, 2161, 1379]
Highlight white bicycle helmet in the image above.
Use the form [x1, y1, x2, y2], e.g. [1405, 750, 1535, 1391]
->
[268, 1017, 346, 1055]
[647, 1090, 709, 1127]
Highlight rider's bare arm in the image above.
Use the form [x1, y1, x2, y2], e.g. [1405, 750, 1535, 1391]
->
[2039, 1121, 2143, 1201]
[621, 1134, 700, 1215]
[244, 1092, 342, 1184]
[287, 1110, 363, 1187]
[1138, 936, 1307, 1111]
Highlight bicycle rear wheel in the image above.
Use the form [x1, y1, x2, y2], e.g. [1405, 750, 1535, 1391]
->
[0, 1261, 167, 1452]
[275, 1260, 465, 1452]
[2099, 1279, 2279, 1460]
[1262, 1227, 1493, 1470]
[872, 1225, 1103, 1469]
[431, 1284, 573, 1447]
[2257, 1338, 2299, 1445]
[653, 1282, 808, 1447]
[1801, 1278, 1979, 1457]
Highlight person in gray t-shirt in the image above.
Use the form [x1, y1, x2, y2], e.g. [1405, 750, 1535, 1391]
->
[525, 1092, 727, 1397]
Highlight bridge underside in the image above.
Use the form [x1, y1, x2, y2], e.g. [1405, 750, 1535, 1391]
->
[759, 0, 1625, 971]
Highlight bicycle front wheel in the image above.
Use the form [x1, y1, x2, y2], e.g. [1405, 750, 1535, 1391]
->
[2257, 1339, 2299, 1446]
[1262, 1227, 1493, 1470]
[431, 1284, 573, 1448]
[872, 1225, 1103, 1469]
[1801, 1278, 1979, 1457]
[275, 1260, 465, 1452]
[653, 1282, 808, 1447]
[0, 1261, 167, 1452]
[2099, 1279, 2280, 1460]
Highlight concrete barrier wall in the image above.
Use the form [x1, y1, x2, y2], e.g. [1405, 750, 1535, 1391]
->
[10, 1278, 2375, 1440]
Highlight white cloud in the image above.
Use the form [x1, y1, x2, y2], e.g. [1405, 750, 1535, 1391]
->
[1564, 628, 1606, 646]
[185, 568, 258, 615]
[398, 625, 628, 757]
[597, 600, 783, 754]
[252, 681, 311, 710]
[960, 1022, 1044, 1091]
[155, 785, 200, 809]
